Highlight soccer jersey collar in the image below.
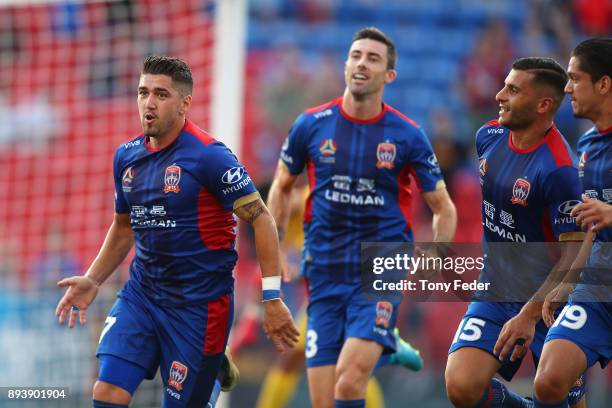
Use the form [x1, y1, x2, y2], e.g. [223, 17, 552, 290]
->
[507, 124, 557, 154]
[339, 100, 388, 124]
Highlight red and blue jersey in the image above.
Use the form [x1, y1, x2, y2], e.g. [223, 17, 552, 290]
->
[280, 97, 445, 282]
[113, 119, 258, 306]
[574, 126, 612, 302]
[475, 120, 583, 301]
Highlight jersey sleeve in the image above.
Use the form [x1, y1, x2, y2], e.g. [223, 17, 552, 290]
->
[405, 127, 445, 193]
[279, 113, 310, 175]
[200, 142, 259, 211]
[113, 149, 130, 214]
[475, 120, 501, 157]
[543, 166, 583, 240]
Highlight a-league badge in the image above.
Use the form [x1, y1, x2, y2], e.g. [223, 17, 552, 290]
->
[375, 301, 393, 328]
[121, 166, 134, 192]
[163, 164, 181, 193]
[168, 361, 188, 391]
[376, 142, 396, 169]
[511, 178, 530, 206]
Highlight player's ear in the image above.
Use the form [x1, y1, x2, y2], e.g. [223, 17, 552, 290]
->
[537, 96, 554, 114]
[385, 69, 397, 84]
[179, 94, 192, 116]
[596, 75, 611, 95]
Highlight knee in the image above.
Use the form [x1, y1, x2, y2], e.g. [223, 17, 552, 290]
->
[445, 373, 484, 408]
[534, 371, 567, 403]
[335, 364, 369, 399]
[92, 381, 131, 405]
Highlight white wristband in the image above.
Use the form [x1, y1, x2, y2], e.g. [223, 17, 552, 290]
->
[262, 276, 281, 290]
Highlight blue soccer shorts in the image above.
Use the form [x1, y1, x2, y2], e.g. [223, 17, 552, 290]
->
[545, 300, 611, 369]
[448, 301, 586, 404]
[305, 278, 399, 368]
[96, 288, 233, 407]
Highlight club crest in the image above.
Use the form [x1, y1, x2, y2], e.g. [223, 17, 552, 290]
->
[163, 164, 181, 193]
[375, 301, 393, 328]
[376, 142, 396, 169]
[168, 361, 188, 391]
[511, 178, 530, 206]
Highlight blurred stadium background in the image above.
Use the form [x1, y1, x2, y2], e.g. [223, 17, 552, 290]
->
[0, 0, 609, 406]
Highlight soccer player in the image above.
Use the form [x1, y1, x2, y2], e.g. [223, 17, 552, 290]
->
[445, 57, 586, 408]
[267, 27, 457, 408]
[533, 38, 612, 408]
[55, 56, 298, 408]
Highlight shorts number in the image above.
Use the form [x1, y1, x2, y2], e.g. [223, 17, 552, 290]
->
[553, 305, 587, 330]
[452, 317, 486, 343]
[305, 329, 318, 359]
[99, 316, 117, 344]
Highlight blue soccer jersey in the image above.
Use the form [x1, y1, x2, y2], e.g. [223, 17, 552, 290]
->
[280, 97, 444, 282]
[547, 125, 612, 368]
[475, 120, 583, 301]
[113, 119, 258, 306]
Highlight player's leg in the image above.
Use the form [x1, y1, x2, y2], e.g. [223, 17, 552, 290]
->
[256, 306, 307, 408]
[95, 294, 160, 406]
[445, 347, 502, 408]
[335, 338, 383, 406]
[533, 339, 586, 407]
[533, 300, 611, 408]
[157, 293, 233, 407]
[446, 303, 533, 408]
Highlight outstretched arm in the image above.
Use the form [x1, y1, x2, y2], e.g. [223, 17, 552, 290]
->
[56, 213, 134, 327]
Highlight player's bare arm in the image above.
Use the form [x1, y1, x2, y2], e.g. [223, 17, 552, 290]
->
[422, 187, 457, 243]
[542, 229, 596, 326]
[233, 196, 300, 351]
[267, 161, 300, 280]
[494, 236, 583, 362]
[56, 213, 134, 328]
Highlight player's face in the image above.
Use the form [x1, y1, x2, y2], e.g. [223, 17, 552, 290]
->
[344, 39, 396, 98]
[137, 74, 190, 138]
[565, 56, 599, 119]
[495, 69, 538, 130]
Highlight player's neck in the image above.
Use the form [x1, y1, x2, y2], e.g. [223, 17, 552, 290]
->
[147, 118, 186, 150]
[593, 99, 612, 133]
[341, 90, 384, 120]
[510, 120, 553, 150]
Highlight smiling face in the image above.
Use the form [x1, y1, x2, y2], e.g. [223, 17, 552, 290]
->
[344, 38, 396, 99]
[137, 74, 191, 139]
[495, 69, 540, 130]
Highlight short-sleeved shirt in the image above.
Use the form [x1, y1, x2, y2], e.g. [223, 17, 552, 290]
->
[280, 98, 444, 282]
[113, 119, 258, 306]
[475, 120, 583, 301]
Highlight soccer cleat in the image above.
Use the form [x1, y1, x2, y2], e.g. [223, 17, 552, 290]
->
[218, 346, 240, 392]
[389, 328, 424, 371]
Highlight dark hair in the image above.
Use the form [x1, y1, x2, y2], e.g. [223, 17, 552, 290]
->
[571, 38, 612, 82]
[511, 57, 567, 107]
[142, 55, 193, 95]
[352, 27, 396, 70]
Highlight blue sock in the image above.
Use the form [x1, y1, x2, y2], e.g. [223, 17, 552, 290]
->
[533, 397, 568, 408]
[474, 378, 533, 408]
[92, 401, 128, 408]
[207, 379, 222, 408]
[334, 399, 365, 408]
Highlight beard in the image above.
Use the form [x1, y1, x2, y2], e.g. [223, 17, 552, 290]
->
[500, 104, 538, 131]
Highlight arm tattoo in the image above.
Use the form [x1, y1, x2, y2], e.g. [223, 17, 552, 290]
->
[236, 200, 266, 224]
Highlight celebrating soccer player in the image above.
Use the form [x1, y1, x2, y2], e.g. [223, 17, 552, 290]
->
[55, 56, 298, 408]
[533, 38, 612, 408]
[445, 57, 587, 408]
[268, 27, 457, 408]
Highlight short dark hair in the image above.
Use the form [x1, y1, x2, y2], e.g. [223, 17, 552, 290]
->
[511, 57, 567, 108]
[352, 27, 396, 70]
[142, 55, 193, 95]
[571, 38, 612, 82]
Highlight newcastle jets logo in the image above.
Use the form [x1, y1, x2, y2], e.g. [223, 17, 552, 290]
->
[511, 178, 530, 207]
[375, 301, 393, 328]
[376, 142, 396, 169]
[168, 361, 188, 391]
[222, 166, 245, 184]
[163, 164, 181, 193]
